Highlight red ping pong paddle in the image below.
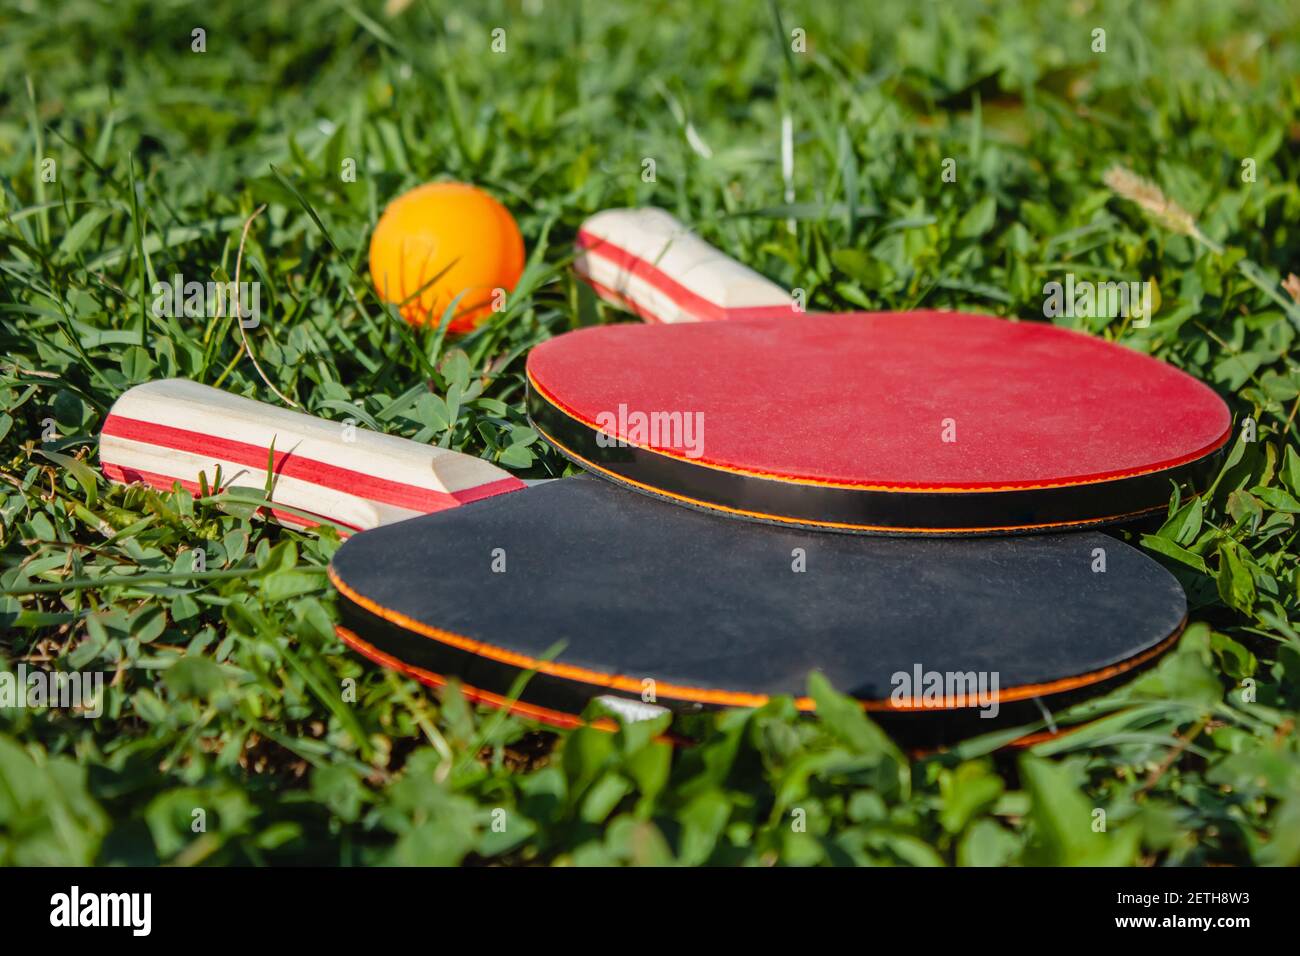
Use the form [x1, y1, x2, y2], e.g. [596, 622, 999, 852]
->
[534, 209, 1233, 534]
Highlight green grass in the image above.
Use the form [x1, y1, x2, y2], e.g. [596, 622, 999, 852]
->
[2, 0, 1299, 866]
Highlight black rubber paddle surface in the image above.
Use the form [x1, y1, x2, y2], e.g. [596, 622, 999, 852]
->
[330, 479, 1186, 733]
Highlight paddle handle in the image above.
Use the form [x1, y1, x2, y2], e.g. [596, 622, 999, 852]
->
[99, 379, 524, 533]
[575, 208, 798, 323]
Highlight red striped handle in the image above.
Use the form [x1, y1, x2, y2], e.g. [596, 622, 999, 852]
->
[574, 208, 798, 324]
[99, 379, 524, 533]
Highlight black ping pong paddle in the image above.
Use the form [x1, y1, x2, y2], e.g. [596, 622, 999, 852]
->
[330, 478, 1187, 744]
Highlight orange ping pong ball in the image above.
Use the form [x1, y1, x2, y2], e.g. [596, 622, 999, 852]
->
[368, 182, 525, 334]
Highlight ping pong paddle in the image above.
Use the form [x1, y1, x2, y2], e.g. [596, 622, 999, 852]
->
[330, 477, 1188, 743]
[537, 209, 1233, 534]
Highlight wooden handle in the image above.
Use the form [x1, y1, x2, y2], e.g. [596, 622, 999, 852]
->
[99, 379, 524, 533]
[575, 207, 796, 323]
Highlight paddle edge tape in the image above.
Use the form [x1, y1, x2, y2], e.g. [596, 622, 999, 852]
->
[336, 625, 619, 732]
[335, 614, 1184, 749]
[526, 375, 1229, 535]
[339, 624, 1153, 751]
[329, 564, 1187, 721]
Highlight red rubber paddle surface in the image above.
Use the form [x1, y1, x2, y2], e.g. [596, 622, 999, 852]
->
[528, 312, 1229, 489]
[525, 313, 1232, 533]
